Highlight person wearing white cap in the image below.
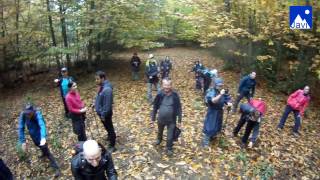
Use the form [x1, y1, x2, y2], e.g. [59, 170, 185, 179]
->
[71, 140, 118, 180]
[145, 54, 161, 103]
[54, 67, 74, 118]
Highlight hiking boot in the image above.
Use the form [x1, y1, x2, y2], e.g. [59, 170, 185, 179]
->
[154, 139, 161, 145]
[54, 168, 61, 178]
[166, 149, 173, 156]
[108, 146, 117, 153]
[293, 132, 301, 138]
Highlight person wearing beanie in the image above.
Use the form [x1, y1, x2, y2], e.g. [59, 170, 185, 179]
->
[130, 52, 141, 81]
[145, 54, 161, 103]
[66, 82, 88, 141]
[54, 67, 74, 118]
[202, 78, 232, 147]
[18, 103, 60, 177]
[277, 86, 310, 137]
[71, 140, 118, 180]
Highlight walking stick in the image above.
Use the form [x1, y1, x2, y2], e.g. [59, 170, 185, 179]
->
[223, 105, 231, 132]
[85, 112, 94, 139]
[90, 108, 102, 139]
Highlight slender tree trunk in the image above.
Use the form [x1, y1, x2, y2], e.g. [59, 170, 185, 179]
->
[87, 0, 95, 71]
[59, 1, 71, 68]
[15, 0, 20, 55]
[1, 0, 7, 70]
[46, 0, 61, 70]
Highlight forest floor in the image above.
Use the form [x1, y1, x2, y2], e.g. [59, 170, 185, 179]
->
[0, 47, 319, 179]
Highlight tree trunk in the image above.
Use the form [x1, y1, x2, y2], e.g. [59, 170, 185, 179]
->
[59, 1, 71, 68]
[46, 0, 61, 70]
[15, 0, 20, 55]
[87, 0, 95, 71]
[1, 0, 7, 70]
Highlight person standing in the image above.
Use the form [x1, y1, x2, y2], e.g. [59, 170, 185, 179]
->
[95, 71, 117, 152]
[202, 78, 232, 147]
[145, 54, 161, 103]
[18, 103, 60, 177]
[277, 86, 310, 136]
[232, 72, 256, 112]
[160, 56, 172, 79]
[130, 52, 141, 81]
[66, 82, 88, 141]
[54, 67, 74, 118]
[0, 159, 13, 180]
[71, 140, 118, 180]
[151, 78, 182, 156]
[191, 60, 205, 91]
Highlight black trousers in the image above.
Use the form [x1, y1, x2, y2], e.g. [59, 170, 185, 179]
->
[101, 112, 116, 147]
[0, 159, 13, 180]
[70, 113, 87, 141]
[157, 122, 176, 150]
[37, 144, 59, 169]
[233, 114, 258, 144]
[62, 97, 69, 117]
[233, 91, 251, 111]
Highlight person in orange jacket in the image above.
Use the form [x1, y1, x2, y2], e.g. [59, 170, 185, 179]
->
[277, 86, 310, 137]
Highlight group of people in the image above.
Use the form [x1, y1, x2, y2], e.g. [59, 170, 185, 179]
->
[0, 53, 311, 179]
[191, 60, 310, 148]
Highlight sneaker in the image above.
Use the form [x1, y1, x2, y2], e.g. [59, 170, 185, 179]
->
[154, 139, 161, 145]
[277, 127, 283, 132]
[293, 132, 301, 137]
[167, 149, 173, 156]
[248, 142, 253, 148]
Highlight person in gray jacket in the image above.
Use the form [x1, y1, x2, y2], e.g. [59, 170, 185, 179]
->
[95, 71, 117, 152]
[150, 78, 182, 156]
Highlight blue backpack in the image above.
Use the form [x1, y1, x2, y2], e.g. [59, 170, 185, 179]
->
[147, 62, 158, 77]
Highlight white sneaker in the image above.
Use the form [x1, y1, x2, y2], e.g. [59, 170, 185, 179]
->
[248, 142, 253, 148]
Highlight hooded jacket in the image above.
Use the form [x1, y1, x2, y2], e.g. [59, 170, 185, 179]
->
[287, 89, 310, 116]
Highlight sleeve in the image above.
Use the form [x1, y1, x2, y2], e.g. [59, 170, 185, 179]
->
[299, 98, 310, 117]
[66, 96, 81, 114]
[238, 76, 247, 93]
[18, 113, 26, 144]
[56, 78, 61, 87]
[151, 94, 161, 121]
[71, 158, 84, 180]
[176, 94, 182, 123]
[105, 153, 118, 180]
[36, 111, 47, 140]
[101, 88, 112, 118]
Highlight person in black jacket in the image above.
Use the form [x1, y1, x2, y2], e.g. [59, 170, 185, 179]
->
[150, 78, 182, 156]
[94, 71, 116, 152]
[71, 140, 117, 180]
[232, 72, 256, 112]
[0, 158, 13, 180]
[130, 52, 141, 80]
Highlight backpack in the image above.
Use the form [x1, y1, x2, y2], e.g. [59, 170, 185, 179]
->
[147, 61, 158, 77]
[71, 141, 85, 157]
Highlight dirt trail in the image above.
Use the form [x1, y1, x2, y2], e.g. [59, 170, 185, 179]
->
[0, 47, 319, 179]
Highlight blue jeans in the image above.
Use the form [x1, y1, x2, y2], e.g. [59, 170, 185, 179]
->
[278, 105, 301, 133]
[147, 82, 161, 102]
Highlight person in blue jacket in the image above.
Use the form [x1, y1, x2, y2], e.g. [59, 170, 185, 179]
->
[232, 72, 256, 112]
[191, 60, 205, 91]
[202, 78, 232, 147]
[54, 67, 74, 118]
[18, 103, 60, 177]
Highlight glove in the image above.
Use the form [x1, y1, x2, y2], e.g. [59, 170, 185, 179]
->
[40, 138, 46, 146]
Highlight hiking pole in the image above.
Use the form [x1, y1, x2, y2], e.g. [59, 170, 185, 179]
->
[90, 108, 102, 140]
[223, 105, 231, 133]
[85, 112, 94, 139]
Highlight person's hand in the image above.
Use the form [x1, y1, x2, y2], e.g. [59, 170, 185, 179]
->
[21, 143, 27, 152]
[237, 93, 240, 96]
[80, 107, 87, 113]
[54, 79, 59, 83]
[40, 138, 46, 146]
[150, 121, 155, 128]
[177, 122, 182, 129]
[149, 76, 153, 79]
[220, 89, 226, 95]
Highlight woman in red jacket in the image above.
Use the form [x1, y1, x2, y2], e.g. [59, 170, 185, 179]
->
[66, 82, 88, 141]
[277, 86, 310, 136]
